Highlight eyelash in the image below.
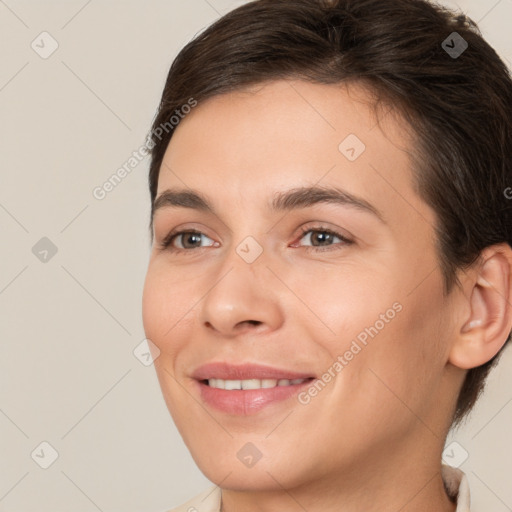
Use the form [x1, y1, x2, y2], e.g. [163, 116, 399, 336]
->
[160, 225, 353, 255]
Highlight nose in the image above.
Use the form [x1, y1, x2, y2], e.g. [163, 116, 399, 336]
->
[200, 257, 285, 338]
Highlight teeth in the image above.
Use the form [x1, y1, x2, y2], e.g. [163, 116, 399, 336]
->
[211, 378, 225, 389]
[207, 378, 307, 390]
[242, 379, 261, 390]
[224, 379, 241, 390]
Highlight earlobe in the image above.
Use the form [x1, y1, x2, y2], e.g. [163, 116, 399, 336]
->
[449, 244, 512, 370]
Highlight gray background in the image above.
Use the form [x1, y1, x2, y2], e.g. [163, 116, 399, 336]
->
[0, 0, 511, 510]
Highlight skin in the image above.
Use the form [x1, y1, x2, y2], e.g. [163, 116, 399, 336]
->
[142, 79, 512, 511]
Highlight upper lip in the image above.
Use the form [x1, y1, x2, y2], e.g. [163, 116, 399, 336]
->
[192, 362, 314, 381]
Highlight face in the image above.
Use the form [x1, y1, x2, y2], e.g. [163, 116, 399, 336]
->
[142, 80, 461, 491]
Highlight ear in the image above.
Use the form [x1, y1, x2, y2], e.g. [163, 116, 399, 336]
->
[449, 244, 512, 370]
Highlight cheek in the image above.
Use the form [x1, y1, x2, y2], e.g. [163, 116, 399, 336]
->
[142, 261, 196, 354]
[303, 257, 448, 416]
[289, 259, 404, 352]
[349, 277, 450, 421]
[142, 267, 195, 421]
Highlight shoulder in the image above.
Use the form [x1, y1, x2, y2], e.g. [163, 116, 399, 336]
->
[166, 486, 221, 512]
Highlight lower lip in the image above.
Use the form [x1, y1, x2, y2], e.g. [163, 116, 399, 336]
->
[197, 380, 313, 415]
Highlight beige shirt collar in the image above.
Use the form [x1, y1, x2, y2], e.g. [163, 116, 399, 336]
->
[169, 465, 471, 512]
[442, 464, 471, 511]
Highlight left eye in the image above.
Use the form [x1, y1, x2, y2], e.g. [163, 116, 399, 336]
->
[297, 228, 350, 248]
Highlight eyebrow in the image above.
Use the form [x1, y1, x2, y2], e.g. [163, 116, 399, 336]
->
[152, 186, 384, 222]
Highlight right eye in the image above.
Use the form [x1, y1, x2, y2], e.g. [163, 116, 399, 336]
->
[161, 230, 217, 252]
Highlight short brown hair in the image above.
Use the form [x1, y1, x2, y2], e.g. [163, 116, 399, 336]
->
[147, 0, 512, 425]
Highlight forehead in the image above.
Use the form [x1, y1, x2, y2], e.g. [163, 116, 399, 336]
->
[156, 79, 432, 229]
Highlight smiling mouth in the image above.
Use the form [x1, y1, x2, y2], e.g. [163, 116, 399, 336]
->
[204, 377, 314, 390]
[192, 362, 316, 414]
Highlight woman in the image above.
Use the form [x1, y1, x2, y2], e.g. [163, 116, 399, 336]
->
[142, 1, 512, 510]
